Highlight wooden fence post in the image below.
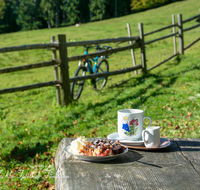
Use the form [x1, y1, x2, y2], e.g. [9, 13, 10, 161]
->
[172, 14, 177, 54]
[127, 23, 137, 75]
[138, 23, 147, 72]
[51, 36, 61, 105]
[177, 14, 184, 54]
[58, 34, 71, 106]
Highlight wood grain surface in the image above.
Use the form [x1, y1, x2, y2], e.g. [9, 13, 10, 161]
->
[55, 138, 200, 190]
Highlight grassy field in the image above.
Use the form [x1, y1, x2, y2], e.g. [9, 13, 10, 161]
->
[0, 0, 200, 189]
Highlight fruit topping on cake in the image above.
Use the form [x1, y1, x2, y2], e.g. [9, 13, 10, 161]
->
[68, 137, 126, 157]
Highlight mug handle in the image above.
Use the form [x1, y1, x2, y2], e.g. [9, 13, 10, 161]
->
[143, 116, 152, 127]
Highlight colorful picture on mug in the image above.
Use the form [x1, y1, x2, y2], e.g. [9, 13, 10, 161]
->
[122, 116, 138, 136]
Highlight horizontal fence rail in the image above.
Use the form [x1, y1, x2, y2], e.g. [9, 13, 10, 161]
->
[0, 80, 61, 95]
[0, 12, 199, 106]
[0, 36, 140, 54]
[0, 59, 60, 74]
[182, 14, 200, 23]
[66, 36, 140, 47]
[183, 23, 200, 32]
[145, 32, 178, 45]
[148, 53, 179, 71]
[68, 42, 140, 62]
[144, 23, 178, 36]
[69, 65, 143, 82]
[0, 43, 59, 53]
[184, 37, 200, 51]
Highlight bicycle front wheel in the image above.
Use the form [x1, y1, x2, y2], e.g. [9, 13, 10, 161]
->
[70, 66, 87, 100]
[94, 59, 109, 90]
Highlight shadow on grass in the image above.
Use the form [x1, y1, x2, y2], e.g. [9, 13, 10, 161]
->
[91, 61, 200, 110]
[2, 58, 200, 164]
[91, 72, 177, 110]
[2, 141, 56, 163]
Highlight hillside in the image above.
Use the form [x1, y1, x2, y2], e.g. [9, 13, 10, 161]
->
[0, 0, 200, 188]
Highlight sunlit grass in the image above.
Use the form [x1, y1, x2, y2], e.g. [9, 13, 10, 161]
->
[0, 0, 200, 188]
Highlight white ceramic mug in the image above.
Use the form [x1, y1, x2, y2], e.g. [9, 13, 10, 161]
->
[118, 109, 152, 141]
[142, 126, 160, 148]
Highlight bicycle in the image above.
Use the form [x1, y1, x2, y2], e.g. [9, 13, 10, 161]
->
[70, 45, 112, 100]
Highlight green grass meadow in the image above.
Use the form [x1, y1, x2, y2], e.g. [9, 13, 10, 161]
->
[0, 0, 200, 189]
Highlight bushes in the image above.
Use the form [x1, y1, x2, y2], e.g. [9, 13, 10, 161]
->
[130, 0, 175, 11]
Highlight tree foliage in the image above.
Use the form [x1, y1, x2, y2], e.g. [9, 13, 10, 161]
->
[14, 0, 42, 30]
[0, 0, 179, 33]
[90, 0, 106, 21]
[0, 0, 20, 33]
[63, 0, 80, 25]
[130, 0, 172, 11]
[0, 0, 6, 20]
[40, 0, 56, 28]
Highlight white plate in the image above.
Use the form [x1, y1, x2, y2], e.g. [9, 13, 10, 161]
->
[107, 132, 144, 146]
[64, 145, 128, 162]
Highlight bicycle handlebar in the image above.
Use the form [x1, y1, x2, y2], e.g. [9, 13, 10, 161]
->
[83, 45, 93, 51]
[83, 45, 112, 52]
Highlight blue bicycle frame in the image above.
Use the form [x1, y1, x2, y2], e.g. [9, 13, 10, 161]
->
[84, 49, 99, 73]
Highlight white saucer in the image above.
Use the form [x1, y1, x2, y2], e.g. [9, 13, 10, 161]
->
[107, 132, 144, 146]
[126, 138, 171, 150]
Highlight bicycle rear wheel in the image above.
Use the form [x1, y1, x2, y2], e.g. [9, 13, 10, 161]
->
[70, 66, 87, 100]
[94, 59, 109, 90]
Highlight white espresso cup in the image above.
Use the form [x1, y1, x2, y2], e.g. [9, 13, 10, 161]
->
[142, 126, 160, 148]
[118, 109, 152, 141]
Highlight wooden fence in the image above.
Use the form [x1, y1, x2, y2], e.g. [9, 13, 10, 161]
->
[0, 13, 199, 106]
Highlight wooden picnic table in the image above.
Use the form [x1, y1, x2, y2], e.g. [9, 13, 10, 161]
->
[55, 138, 200, 190]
